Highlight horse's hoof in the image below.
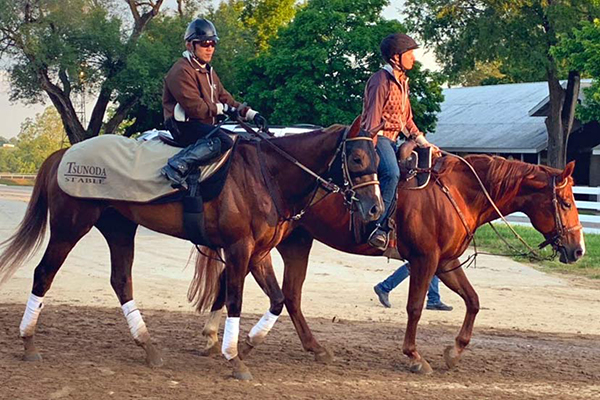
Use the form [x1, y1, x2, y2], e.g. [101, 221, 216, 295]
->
[146, 353, 164, 368]
[314, 348, 334, 364]
[199, 342, 221, 357]
[229, 357, 253, 381]
[143, 344, 164, 368]
[232, 369, 253, 381]
[23, 352, 42, 362]
[409, 358, 433, 375]
[238, 339, 254, 360]
[444, 345, 461, 369]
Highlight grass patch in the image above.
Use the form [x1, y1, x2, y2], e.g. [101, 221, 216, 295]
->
[474, 224, 600, 279]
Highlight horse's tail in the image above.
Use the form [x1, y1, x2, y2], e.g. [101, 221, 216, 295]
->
[0, 150, 63, 286]
[187, 246, 225, 313]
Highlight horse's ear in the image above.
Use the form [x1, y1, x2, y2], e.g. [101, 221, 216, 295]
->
[348, 115, 361, 138]
[559, 161, 576, 184]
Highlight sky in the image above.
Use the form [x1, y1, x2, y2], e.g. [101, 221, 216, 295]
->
[0, 0, 438, 139]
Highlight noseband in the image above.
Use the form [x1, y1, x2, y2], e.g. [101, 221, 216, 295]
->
[537, 176, 583, 252]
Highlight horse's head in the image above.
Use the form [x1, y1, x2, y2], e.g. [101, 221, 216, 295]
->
[523, 161, 585, 263]
[329, 116, 383, 222]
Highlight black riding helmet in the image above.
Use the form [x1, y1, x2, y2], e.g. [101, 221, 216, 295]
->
[380, 33, 419, 64]
[184, 18, 219, 43]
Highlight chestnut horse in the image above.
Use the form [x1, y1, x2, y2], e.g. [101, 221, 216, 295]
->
[0, 121, 383, 380]
[196, 155, 584, 373]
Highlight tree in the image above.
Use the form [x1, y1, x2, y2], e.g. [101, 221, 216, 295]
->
[120, 0, 295, 135]
[206, 0, 297, 97]
[0, 106, 67, 173]
[0, 0, 167, 144]
[240, 0, 444, 130]
[240, 0, 297, 52]
[120, 14, 190, 136]
[206, 0, 255, 97]
[405, 0, 600, 168]
[554, 19, 600, 123]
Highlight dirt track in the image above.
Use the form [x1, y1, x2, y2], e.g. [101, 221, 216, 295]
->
[1, 304, 599, 400]
[1, 189, 600, 399]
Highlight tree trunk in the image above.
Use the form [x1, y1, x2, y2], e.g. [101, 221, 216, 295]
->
[38, 70, 87, 144]
[103, 96, 139, 135]
[544, 69, 580, 169]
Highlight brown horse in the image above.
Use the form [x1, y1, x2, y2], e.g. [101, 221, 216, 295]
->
[196, 154, 585, 373]
[0, 121, 383, 380]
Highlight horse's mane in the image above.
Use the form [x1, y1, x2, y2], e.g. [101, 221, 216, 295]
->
[462, 154, 565, 200]
[322, 124, 346, 134]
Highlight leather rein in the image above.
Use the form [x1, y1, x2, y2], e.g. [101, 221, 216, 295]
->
[237, 119, 379, 221]
[435, 152, 582, 272]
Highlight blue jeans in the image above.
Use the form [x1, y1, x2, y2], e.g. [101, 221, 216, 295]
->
[376, 262, 442, 306]
[375, 137, 400, 229]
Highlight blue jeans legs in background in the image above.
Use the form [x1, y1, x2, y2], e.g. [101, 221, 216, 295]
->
[376, 262, 442, 306]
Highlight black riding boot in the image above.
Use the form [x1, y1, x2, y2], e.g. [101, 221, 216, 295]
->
[161, 137, 222, 190]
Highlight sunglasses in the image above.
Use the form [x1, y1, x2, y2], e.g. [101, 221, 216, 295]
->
[195, 40, 217, 48]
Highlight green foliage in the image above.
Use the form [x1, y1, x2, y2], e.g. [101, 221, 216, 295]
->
[0, 0, 179, 142]
[240, 0, 443, 130]
[241, 0, 297, 52]
[123, 0, 297, 134]
[121, 15, 188, 135]
[1, 0, 125, 102]
[554, 19, 600, 123]
[207, 0, 296, 97]
[0, 107, 68, 173]
[405, 0, 600, 85]
[207, 0, 255, 97]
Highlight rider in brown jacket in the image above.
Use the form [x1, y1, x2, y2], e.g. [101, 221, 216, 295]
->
[161, 18, 267, 189]
[361, 33, 435, 249]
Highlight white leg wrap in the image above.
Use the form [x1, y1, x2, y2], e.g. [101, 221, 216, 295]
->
[19, 293, 44, 337]
[121, 300, 148, 342]
[222, 317, 240, 360]
[248, 310, 279, 345]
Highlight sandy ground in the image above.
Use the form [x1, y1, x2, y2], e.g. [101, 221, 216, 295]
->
[1, 187, 599, 399]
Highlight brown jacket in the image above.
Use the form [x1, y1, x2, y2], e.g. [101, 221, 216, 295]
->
[360, 65, 421, 141]
[163, 55, 249, 125]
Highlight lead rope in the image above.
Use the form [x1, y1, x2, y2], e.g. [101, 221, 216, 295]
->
[439, 150, 553, 261]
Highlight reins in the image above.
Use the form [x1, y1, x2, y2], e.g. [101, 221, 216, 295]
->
[436, 150, 578, 273]
[237, 118, 379, 221]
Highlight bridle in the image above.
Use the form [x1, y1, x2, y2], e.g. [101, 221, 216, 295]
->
[437, 152, 583, 270]
[335, 131, 380, 209]
[248, 122, 379, 221]
[537, 176, 583, 255]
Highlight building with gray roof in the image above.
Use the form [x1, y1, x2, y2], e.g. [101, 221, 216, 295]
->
[431, 80, 599, 185]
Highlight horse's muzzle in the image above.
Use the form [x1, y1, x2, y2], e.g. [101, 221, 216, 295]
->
[558, 245, 585, 264]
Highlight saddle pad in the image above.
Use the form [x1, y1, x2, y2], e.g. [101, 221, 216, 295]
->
[57, 135, 231, 203]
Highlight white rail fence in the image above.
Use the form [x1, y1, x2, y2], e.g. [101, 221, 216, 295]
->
[0, 173, 36, 180]
[1, 173, 599, 232]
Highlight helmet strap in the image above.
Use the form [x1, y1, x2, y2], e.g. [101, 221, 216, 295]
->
[389, 58, 406, 74]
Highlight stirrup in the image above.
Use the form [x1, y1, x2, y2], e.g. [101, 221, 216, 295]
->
[367, 227, 389, 251]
